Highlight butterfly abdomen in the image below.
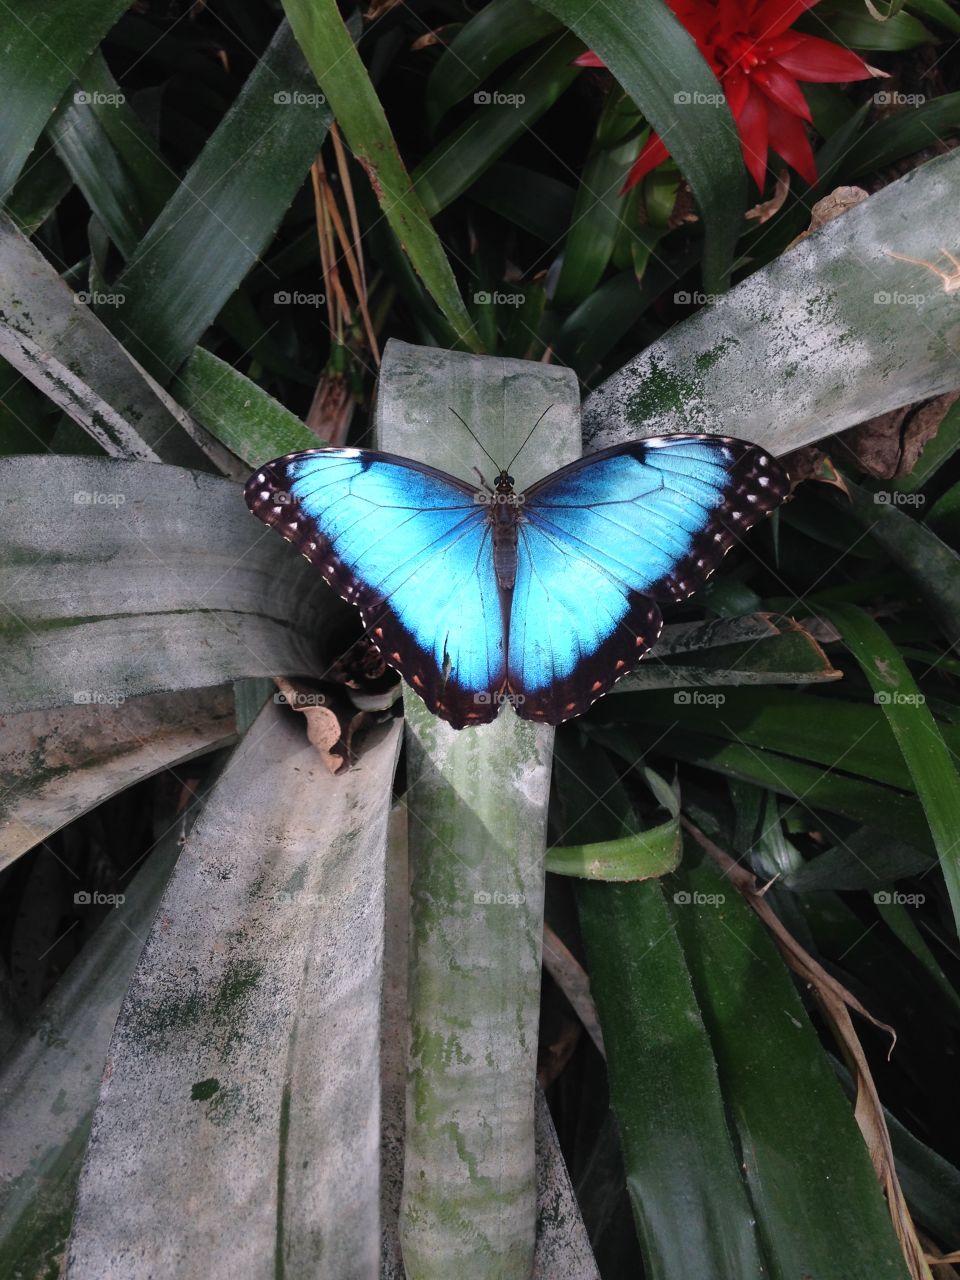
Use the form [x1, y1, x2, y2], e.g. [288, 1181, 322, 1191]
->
[489, 482, 522, 590]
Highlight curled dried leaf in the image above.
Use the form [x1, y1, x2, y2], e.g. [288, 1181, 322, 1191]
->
[746, 168, 790, 223]
[788, 185, 869, 247]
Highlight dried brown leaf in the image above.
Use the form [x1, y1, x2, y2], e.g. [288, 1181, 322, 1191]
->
[788, 185, 869, 248]
[833, 391, 959, 480]
[746, 169, 790, 223]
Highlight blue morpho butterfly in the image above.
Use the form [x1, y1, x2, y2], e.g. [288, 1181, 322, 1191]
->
[245, 411, 789, 730]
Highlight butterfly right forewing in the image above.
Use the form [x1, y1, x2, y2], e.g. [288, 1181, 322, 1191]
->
[506, 435, 789, 723]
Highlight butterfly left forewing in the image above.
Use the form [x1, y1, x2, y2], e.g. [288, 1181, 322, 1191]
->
[508, 435, 788, 723]
[245, 448, 507, 728]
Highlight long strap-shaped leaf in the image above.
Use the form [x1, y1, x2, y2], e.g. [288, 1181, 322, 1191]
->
[530, 0, 745, 292]
[282, 0, 483, 353]
[0, 686, 236, 871]
[583, 148, 960, 455]
[65, 705, 403, 1278]
[0, 216, 209, 467]
[0, 824, 184, 1280]
[103, 21, 331, 383]
[0, 456, 339, 714]
[0, 0, 130, 197]
[379, 804, 601, 1277]
[376, 339, 579, 1278]
[824, 604, 960, 937]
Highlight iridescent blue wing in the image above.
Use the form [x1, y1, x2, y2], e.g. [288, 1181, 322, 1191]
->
[245, 448, 506, 729]
[507, 435, 789, 723]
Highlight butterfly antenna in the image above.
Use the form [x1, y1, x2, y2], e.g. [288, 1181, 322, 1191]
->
[448, 406, 501, 473]
[507, 405, 553, 472]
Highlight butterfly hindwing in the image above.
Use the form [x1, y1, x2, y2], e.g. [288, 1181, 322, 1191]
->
[507, 435, 789, 721]
[507, 519, 663, 722]
[244, 449, 506, 728]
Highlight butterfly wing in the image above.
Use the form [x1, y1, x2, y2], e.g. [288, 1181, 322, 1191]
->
[507, 435, 789, 723]
[245, 449, 506, 728]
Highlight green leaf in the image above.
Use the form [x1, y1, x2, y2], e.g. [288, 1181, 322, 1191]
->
[843, 481, 960, 637]
[785, 828, 934, 892]
[548, 768, 680, 880]
[909, 0, 960, 33]
[577, 878, 767, 1277]
[104, 21, 332, 383]
[281, 0, 482, 353]
[470, 163, 576, 244]
[425, 0, 562, 131]
[413, 34, 582, 218]
[2, 148, 73, 236]
[47, 50, 176, 259]
[532, 0, 746, 292]
[875, 896, 960, 1014]
[803, 3, 934, 48]
[845, 93, 960, 177]
[0, 0, 130, 197]
[673, 855, 911, 1280]
[600, 687, 908, 788]
[602, 727, 932, 850]
[822, 604, 960, 934]
[553, 96, 641, 307]
[173, 348, 321, 465]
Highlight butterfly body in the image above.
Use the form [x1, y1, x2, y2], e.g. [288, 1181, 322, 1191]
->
[486, 471, 523, 589]
[245, 435, 788, 729]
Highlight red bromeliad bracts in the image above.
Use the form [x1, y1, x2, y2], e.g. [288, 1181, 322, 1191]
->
[575, 0, 879, 192]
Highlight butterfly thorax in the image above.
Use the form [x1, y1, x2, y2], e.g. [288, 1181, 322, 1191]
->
[488, 469, 523, 590]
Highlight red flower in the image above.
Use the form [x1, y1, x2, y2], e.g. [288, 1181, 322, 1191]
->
[575, 0, 878, 192]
